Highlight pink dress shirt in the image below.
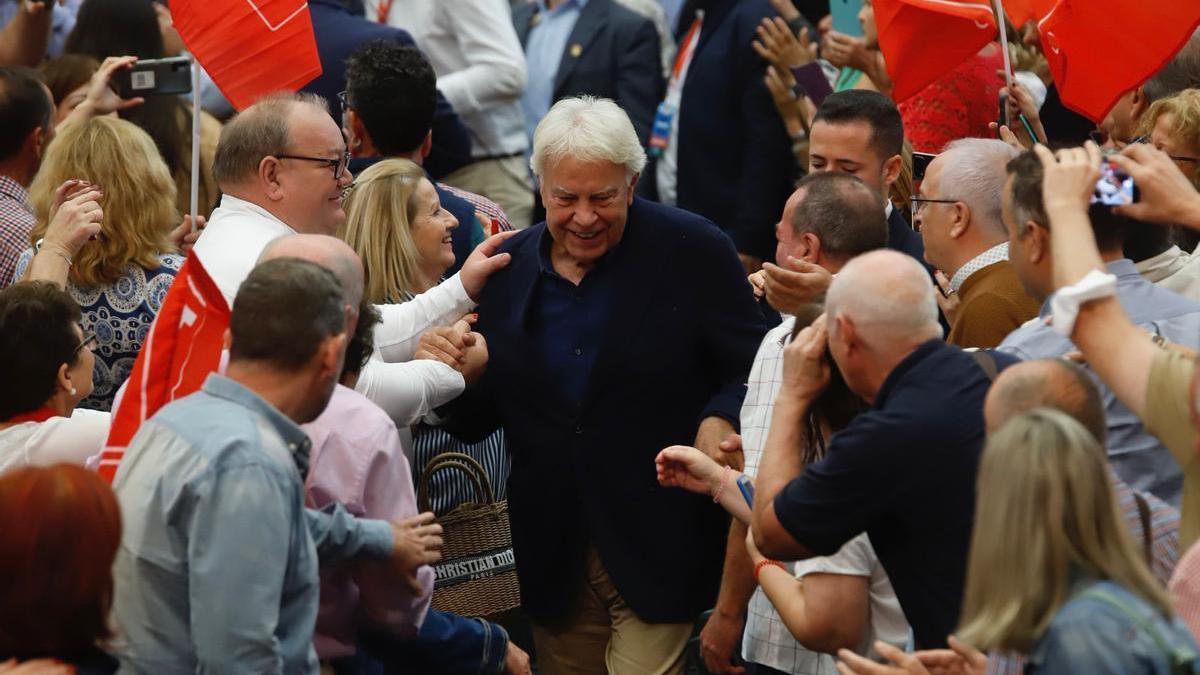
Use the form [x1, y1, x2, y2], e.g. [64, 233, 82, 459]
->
[302, 384, 434, 658]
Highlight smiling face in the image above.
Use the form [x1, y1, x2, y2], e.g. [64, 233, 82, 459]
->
[273, 104, 354, 236]
[1150, 112, 1200, 186]
[540, 155, 635, 277]
[409, 177, 459, 282]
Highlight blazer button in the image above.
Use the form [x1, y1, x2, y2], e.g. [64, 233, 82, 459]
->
[574, 425, 583, 435]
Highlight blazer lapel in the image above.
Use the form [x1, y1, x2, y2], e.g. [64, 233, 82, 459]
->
[515, 3, 537, 47]
[553, 0, 608, 96]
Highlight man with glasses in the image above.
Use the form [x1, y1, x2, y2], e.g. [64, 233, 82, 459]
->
[912, 138, 1039, 348]
[1095, 28, 1200, 152]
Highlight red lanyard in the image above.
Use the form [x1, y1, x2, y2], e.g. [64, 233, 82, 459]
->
[376, 0, 395, 24]
[670, 16, 703, 84]
[4, 407, 60, 425]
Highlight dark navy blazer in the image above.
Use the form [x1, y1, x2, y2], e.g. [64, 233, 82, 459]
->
[512, 0, 664, 145]
[645, 0, 799, 262]
[445, 197, 771, 625]
[304, 0, 473, 180]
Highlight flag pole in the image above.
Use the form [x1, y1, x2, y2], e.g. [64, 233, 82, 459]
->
[189, 56, 201, 233]
[992, 0, 1014, 93]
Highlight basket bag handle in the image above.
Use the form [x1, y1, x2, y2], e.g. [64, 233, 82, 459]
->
[417, 452, 496, 514]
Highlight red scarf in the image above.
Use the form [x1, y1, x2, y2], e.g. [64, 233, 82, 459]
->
[3, 407, 60, 425]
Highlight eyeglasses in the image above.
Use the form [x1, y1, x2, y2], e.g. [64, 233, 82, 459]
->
[74, 330, 97, 356]
[910, 196, 960, 231]
[336, 90, 352, 113]
[1089, 129, 1149, 149]
[275, 151, 351, 181]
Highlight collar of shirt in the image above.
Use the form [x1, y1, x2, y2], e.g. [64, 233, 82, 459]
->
[201, 373, 313, 477]
[0, 175, 29, 205]
[1135, 245, 1189, 285]
[216, 193, 294, 229]
[537, 0, 588, 11]
[536, 225, 625, 279]
[949, 241, 1009, 292]
[1038, 258, 1141, 319]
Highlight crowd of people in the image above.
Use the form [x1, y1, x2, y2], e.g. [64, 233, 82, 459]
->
[4, 0, 1200, 674]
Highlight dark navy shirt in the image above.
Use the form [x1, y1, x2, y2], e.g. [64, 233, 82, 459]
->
[774, 340, 1015, 649]
[533, 228, 620, 406]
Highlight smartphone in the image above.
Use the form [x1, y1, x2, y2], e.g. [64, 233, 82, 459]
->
[116, 56, 192, 99]
[1091, 161, 1139, 206]
[830, 0, 864, 37]
[998, 91, 1010, 130]
[913, 152, 937, 181]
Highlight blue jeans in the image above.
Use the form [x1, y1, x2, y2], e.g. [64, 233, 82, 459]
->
[340, 609, 508, 675]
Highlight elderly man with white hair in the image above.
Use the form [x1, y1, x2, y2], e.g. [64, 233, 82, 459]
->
[750, 249, 1017, 651]
[914, 138, 1040, 348]
[434, 95, 771, 674]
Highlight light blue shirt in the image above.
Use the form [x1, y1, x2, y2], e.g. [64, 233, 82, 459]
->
[0, 0, 82, 58]
[111, 374, 394, 674]
[521, 0, 588, 141]
[998, 259, 1200, 505]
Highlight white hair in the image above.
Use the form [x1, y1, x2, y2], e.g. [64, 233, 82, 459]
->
[529, 96, 647, 179]
[936, 138, 1019, 237]
[825, 249, 942, 348]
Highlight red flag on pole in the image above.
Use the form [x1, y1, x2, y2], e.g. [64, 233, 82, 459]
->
[97, 254, 229, 482]
[1034, 1, 1200, 122]
[170, 0, 322, 111]
[874, 0, 998, 102]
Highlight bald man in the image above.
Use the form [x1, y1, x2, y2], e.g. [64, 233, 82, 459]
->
[983, 359, 1180, 586]
[751, 249, 1017, 649]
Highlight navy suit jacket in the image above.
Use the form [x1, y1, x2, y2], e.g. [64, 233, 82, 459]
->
[888, 205, 926, 265]
[445, 198, 771, 625]
[304, 0, 473, 180]
[646, 0, 799, 262]
[512, 0, 663, 144]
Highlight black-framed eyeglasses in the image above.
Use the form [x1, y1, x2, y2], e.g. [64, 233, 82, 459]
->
[275, 151, 351, 181]
[74, 330, 97, 356]
[336, 90, 352, 113]
[910, 196, 960, 230]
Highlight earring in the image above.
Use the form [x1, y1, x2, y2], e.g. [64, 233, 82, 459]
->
[69, 387, 77, 396]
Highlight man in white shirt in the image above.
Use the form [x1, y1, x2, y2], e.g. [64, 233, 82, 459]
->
[194, 92, 515, 424]
[367, 0, 536, 229]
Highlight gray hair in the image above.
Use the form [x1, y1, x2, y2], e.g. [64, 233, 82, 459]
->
[1144, 28, 1200, 103]
[937, 138, 1018, 237]
[791, 172, 889, 262]
[529, 96, 647, 179]
[825, 249, 942, 347]
[212, 92, 330, 187]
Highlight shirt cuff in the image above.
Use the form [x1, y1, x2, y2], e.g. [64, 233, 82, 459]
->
[358, 518, 396, 559]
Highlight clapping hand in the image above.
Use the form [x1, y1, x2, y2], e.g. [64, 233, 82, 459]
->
[823, 31, 872, 71]
[754, 18, 818, 71]
[762, 257, 833, 315]
[390, 512, 443, 595]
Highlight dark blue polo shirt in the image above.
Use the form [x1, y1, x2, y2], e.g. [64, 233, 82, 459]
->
[533, 228, 621, 406]
[774, 340, 1015, 649]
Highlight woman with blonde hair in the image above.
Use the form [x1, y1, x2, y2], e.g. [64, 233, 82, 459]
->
[342, 157, 510, 520]
[342, 158, 459, 303]
[14, 116, 182, 411]
[839, 408, 1200, 675]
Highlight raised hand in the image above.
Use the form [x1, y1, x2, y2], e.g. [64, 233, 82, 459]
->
[754, 18, 817, 70]
[1109, 143, 1200, 227]
[1033, 141, 1103, 216]
[780, 313, 830, 404]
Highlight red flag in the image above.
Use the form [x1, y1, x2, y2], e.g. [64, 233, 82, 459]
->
[170, 0, 322, 111]
[97, 254, 229, 482]
[1036, 1, 1200, 122]
[1002, 0, 1053, 27]
[874, 0, 998, 102]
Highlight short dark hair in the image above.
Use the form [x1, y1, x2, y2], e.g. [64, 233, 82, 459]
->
[1005, 152, 1126, 250]
[0, 67, 52, 162]
[343, 298, 381, 381]
[0, 282, 83, 419]
[345, 42, 437, 156]
[813, 90, 905, 160]
[230, 258, 347, 369]
[792, 172, 889, 262]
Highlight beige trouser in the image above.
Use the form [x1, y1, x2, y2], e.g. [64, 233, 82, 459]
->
[531, 549, 691, 675]
[442, 155, 535, 230]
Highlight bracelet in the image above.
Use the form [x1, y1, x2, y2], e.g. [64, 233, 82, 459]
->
[712, 465, 732, 504]
[754, 559, 786, 583]
[35, 239, 72, 267]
